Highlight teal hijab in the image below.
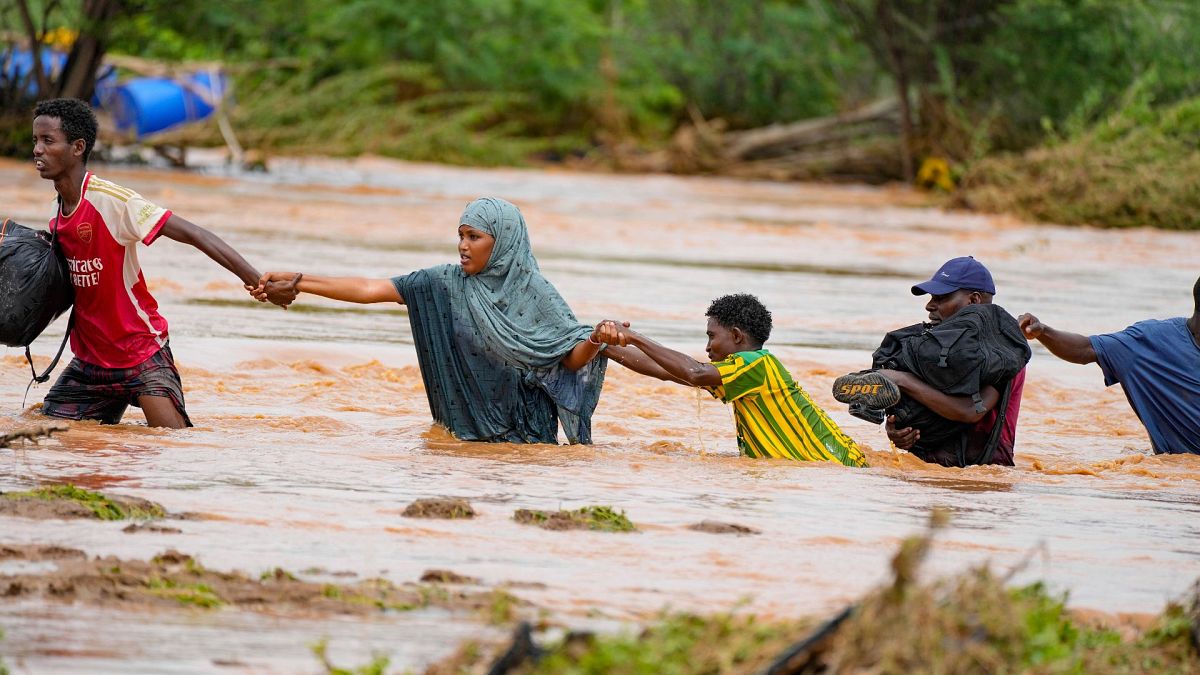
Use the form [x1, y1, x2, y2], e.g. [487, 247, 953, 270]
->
[392, 197, 605, 443]
[457, 197, 593, 367]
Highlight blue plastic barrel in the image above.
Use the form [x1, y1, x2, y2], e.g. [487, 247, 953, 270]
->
[0, 48, 113, 105]
[106, 70, 227, 139]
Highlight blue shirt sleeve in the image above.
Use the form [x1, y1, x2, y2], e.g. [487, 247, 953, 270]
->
[1089, 323, 1145, 387]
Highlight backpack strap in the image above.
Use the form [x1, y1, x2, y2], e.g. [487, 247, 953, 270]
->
[976, 379, 1014, 466]
[20, 203, 71, 407]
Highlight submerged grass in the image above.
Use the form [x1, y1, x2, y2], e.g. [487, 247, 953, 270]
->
[513, 505, 636, 532]
[146, 576, 224, 609]
[2, 484, 165, 520]
[958, 93, 1200, 230]
[311, 638, 390, 675]
[428, 510, 1200, 674]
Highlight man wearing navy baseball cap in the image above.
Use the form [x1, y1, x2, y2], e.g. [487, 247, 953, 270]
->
[833, 256, 1027, 466]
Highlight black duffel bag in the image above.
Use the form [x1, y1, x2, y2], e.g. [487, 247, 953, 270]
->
[0, 217, 73, 347]
[0, 215, 74, 388]
[872, 303, 1031, 459]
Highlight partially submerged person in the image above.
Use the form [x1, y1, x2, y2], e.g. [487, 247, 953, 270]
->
[1018, 274, 1200, 455]
[833, 257, 1028, 467]
[593, 294, 866, 466]
[255, 197, 607, 444]
[32, 98, 279, 428]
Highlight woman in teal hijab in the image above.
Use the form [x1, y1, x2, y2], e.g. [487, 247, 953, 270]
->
[254, 198, 608, 443]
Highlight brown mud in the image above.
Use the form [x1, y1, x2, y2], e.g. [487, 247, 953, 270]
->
[404, 498, 477, 519]
[687, 520, 761, 535]
[0, 544, 503, 617]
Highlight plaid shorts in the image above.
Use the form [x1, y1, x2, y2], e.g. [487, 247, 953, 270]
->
[43, 344, 193, 426]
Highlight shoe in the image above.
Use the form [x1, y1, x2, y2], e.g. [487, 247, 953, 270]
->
[848, 402, 887, 425]
[832, 370, 901, 409]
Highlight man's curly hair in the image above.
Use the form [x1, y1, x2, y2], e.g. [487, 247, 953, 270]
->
[706, 293, 772, 346]
[34, 98, 98, 164]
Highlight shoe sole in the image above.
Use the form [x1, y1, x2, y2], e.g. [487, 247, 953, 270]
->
[832, 371, 901, 409]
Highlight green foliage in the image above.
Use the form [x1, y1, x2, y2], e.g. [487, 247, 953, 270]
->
[310, 638, 390, 675]
[963, 0, 1200, 149]
[959, 93, 1200, 229]
[146, 576, 225, 608]
[3, 484, 165, 520]
[527, 611, 805, 674]
[514, 505, 637, 532]
[487, 589, 519, 625]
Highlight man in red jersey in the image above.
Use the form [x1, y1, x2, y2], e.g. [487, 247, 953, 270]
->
[31, 98, 283, 428]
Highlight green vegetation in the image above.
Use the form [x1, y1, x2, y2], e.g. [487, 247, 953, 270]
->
[487, 589, 519, 625]
[513, 505, 636, 532]
[146, 576, 224, 609]
[4, 0, 1197, 228]
[958, 92, 1200, 229]
[311, 638, 390, 675]
[530, 612, 807, 673]
[2, 484, 165, 520]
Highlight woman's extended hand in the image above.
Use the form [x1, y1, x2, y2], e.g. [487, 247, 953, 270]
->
[250, 271, 303, 308]
[591, 319, 631, 346]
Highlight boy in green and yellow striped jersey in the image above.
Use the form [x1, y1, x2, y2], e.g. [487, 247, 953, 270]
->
[594, 294, 865, 467]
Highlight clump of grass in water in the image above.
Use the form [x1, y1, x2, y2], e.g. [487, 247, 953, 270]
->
[402, 497, 476, 519]
[3, 484, 165, 520]
[311, 638, 389, 675]
[513, 505, 636, 532]
[146, 576, 224, 609]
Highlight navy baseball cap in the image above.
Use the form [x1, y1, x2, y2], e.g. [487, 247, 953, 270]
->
[911, 256, 996, 296]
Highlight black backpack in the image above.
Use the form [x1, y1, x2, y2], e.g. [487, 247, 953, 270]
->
[0, 215, 75, 385]
[872, 303, 1031, 461]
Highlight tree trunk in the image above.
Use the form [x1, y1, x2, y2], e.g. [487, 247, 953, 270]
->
[15, 0, 52, 100]
[56, 0, 122, 102]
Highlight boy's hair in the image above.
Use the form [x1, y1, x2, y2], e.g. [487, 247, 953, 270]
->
[34, 98, 98, 164]
[706, 293, 772, 346]
[1194, 275, 1199, 314]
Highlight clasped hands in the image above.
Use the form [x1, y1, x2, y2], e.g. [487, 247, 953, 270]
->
[246, 272, 303, 309]
[591, 319, 632, 346]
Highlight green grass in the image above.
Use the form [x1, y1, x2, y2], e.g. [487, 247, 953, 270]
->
[3, 484, 165, 520]
[310, 638, 390, 675]
[958, 94, 1200, 230]
[513, 505, 637, 532]
[146, 576, 224, 609]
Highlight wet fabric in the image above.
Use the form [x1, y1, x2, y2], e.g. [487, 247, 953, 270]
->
[391, 198, 605, 444]
[49, 172, 172, 368]
[42, 343, 192, 426]
[1090, 317, 1200, 455]
[911, 368, 1025, 467]
[706, 350, 866, 467]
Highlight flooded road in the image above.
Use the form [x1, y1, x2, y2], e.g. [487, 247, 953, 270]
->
[1, 155, 1198, 672]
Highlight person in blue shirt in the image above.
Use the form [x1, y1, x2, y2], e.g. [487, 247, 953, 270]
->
[1018, 275, 1200, 455]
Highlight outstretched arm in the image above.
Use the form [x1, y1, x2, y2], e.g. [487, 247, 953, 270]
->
[603, 344, 692, 386]
[593, 320, 721, 388]
[254, 272, 402, 305]
[159, 215, 260, 287]
[879, 369, 1001, 424]
[1018, 313, 1097, 364]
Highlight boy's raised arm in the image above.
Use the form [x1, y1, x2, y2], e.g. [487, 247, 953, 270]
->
[594, 320, 721, 388]
[159, 214, 263, 290]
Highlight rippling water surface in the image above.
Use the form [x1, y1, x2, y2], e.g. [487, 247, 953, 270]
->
[1, 155, 1198, 672]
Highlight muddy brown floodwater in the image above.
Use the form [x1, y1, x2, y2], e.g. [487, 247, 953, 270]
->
[1, 154, 1198, 673]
